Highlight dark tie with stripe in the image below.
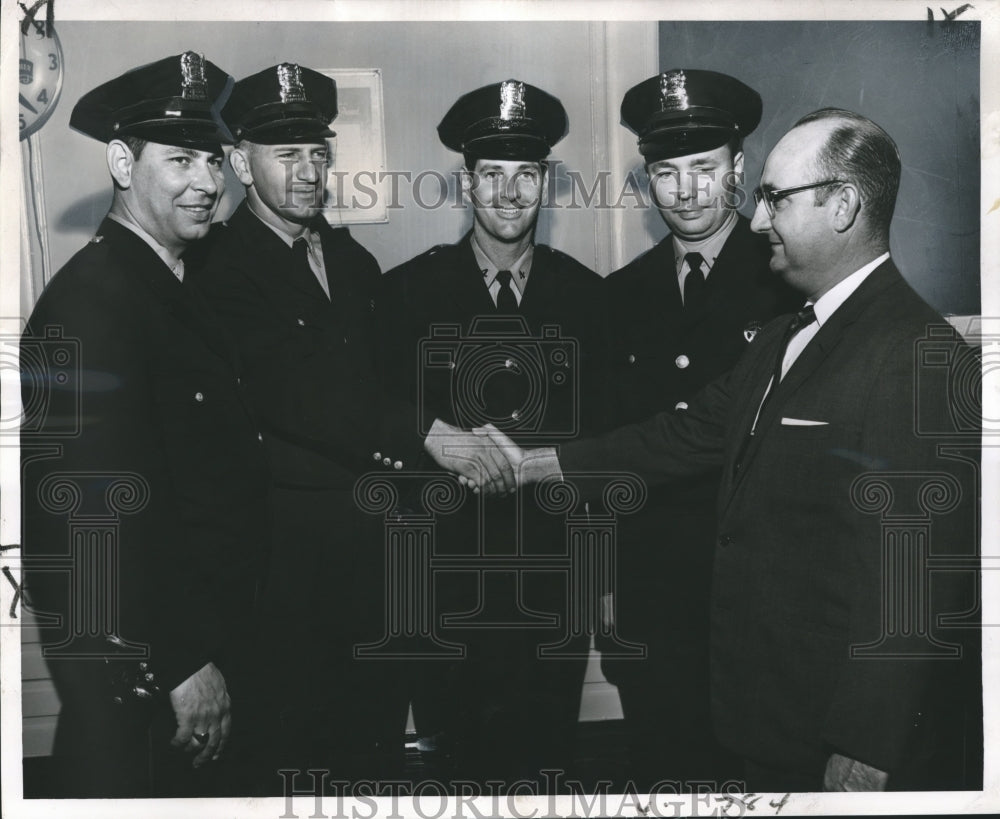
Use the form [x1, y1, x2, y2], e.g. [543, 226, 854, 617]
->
[495, 269, 518, 312]
[683, 252, 707, 311]
[733, 304, 817, 476]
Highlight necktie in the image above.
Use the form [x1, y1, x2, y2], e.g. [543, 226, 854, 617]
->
[733, 305, 816, 476]
[683, 252, 707, 311]
[768, 304, 816, 390]
[293, 235, 313, 281]
[495, 269, 518, 312]
[294, 235, 330, 299]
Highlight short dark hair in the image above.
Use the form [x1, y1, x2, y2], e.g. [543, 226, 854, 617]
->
[794, 108, 900, 239]
[122, 135, 148, 160]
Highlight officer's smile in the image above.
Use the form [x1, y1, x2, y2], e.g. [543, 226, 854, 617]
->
[179, 202, 216, 220]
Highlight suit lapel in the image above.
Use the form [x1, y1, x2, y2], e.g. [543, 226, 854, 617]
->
[726, 260, 903, 496]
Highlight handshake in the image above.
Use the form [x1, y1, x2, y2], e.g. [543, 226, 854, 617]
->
[423, 418, 563, 495]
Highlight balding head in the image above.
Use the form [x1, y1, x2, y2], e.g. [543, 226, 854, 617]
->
[793, 108, 900, 243]
[751, 109, 899, 300]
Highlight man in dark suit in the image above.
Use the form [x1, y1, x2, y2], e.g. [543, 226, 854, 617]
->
[599, 70, 799, 790]
[480, 108, 980, 792]
[193, 64, 410, 785]
[379, 80, 606, 788]
[21, 53, 270, 797]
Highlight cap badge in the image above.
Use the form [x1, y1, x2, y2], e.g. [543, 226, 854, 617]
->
[743, 320, 762, 343]
[499, 80, 526, 121]
[277, 63, 308, 103]
[659, 70, 690, 112]
[180, 52, 209, 101]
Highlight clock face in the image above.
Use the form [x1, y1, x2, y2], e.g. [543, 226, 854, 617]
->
[19, 24, 64, 139]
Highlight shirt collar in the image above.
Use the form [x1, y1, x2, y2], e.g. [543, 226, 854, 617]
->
[671, 209, 738, 275]
[247, 199, 310, 248]
[471, 235, 534, 296]
[247, 201, 322, 258]
[107, 211, 186, 282]
[811, 252, 890, 327]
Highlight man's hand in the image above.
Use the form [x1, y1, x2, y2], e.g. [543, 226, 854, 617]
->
[424, 418, 517, 494]
[481, 424, 562, 492]
[823, 753, 888, 791]
[169, 662, 231, 767]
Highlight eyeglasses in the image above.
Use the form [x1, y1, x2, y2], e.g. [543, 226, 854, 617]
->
[752, 180, 845, 217]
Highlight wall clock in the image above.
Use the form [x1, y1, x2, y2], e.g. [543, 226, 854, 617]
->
[19, 22, 64, 139]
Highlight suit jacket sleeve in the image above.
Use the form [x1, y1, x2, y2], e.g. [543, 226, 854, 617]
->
[559, 359, 734, 484]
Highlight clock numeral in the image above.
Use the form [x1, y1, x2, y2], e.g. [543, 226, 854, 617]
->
[37, 88, 49, 105]
[49, 53, 58, 70]
[20, 113, 27, 131]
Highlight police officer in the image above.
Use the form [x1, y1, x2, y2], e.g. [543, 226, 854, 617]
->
[22, 53, 269, 797]
[599, 69, 799, 790]
[193, 63, 411, 786]
[379, 80, 607, 788]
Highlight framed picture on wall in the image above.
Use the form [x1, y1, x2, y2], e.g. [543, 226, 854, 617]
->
[319, 67, 388, 225]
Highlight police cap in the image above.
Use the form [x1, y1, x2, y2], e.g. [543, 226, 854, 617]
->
[621, 69, 762, 162]
[438, 79, 567, 162]
[70, 52, 233, 147]
[223, 63, 337, 144]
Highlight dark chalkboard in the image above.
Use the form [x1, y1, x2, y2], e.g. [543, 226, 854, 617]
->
[659, 21, 980, 316]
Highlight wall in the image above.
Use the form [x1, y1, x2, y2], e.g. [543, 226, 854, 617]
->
[20, 17, 983, 758]
[33, 20, 660, 282]
[21, 18, 662, 757]
[659, 20, 981, 316]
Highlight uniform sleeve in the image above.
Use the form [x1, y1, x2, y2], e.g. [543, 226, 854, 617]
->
[375, 266, 433, 471]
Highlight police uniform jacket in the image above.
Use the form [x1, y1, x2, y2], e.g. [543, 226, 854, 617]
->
[194, 201, 385, 489]
[380, 234, 607, 561]
[561, 260, 978, 780]
[22, 218, 269, 693]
